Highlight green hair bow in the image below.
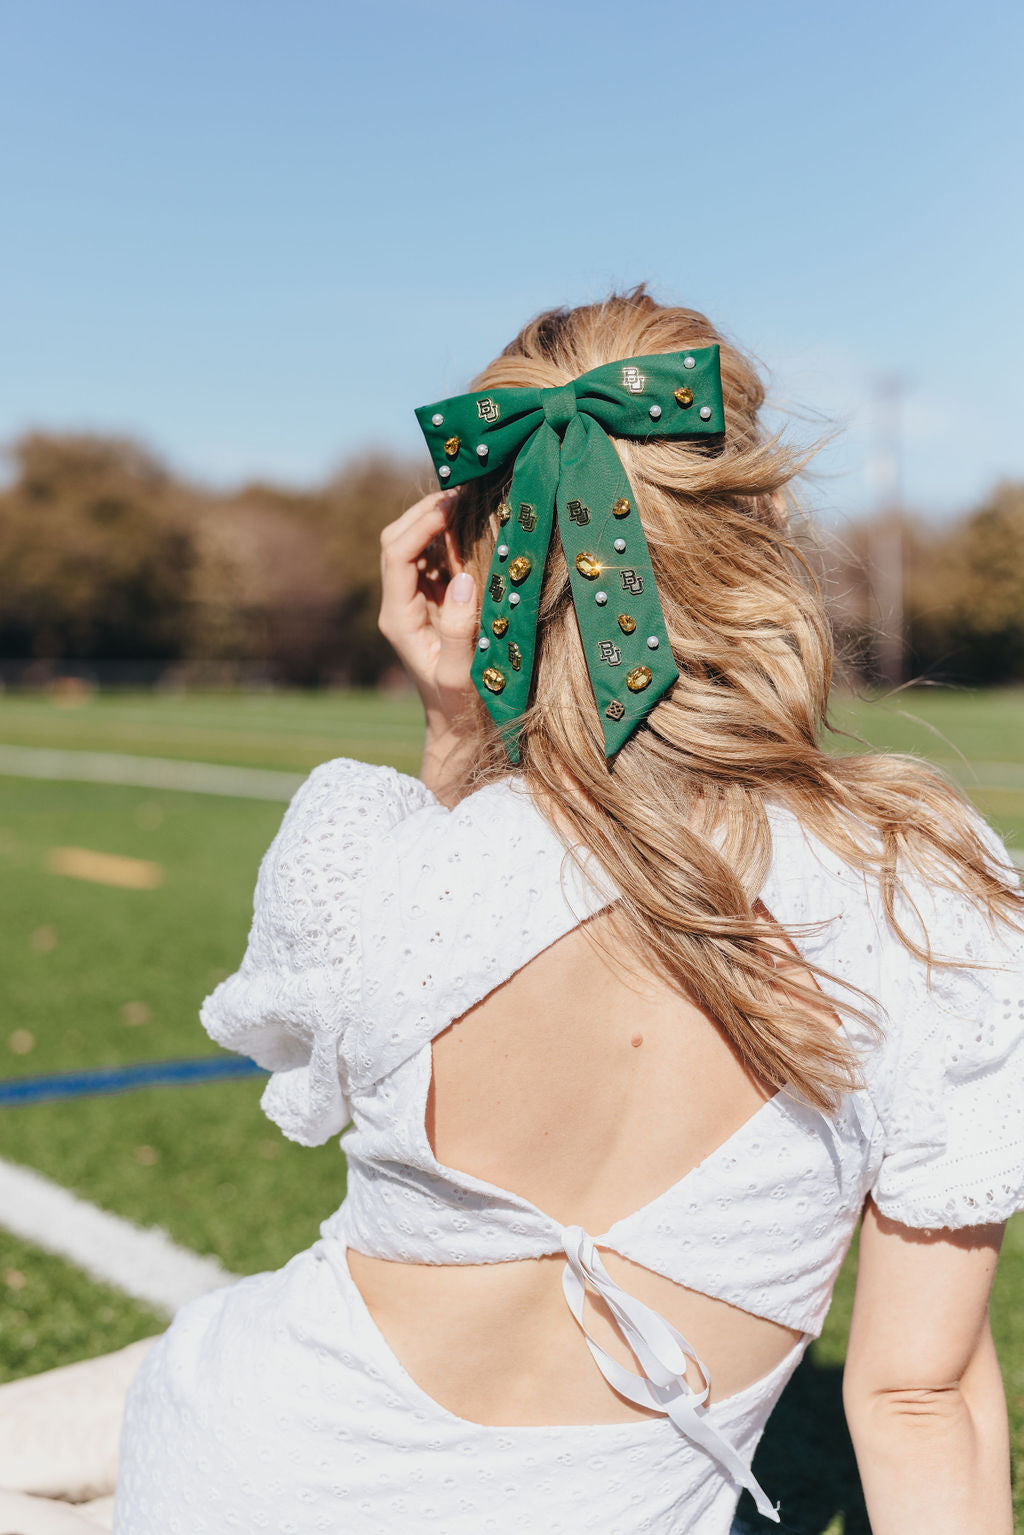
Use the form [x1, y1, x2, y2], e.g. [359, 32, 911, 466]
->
[415, 347, 725, 763]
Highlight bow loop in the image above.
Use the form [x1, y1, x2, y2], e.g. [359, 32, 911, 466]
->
[415, 347, 725, 762]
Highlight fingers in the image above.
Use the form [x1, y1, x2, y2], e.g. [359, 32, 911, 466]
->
[380, 491, 453, 565]
[379, 494, 452, 626]
[378, 490, 479, 725]
[434, 571, 480, 697]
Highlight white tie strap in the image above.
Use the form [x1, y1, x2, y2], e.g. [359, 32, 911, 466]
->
[560, 1224, 780, 1523]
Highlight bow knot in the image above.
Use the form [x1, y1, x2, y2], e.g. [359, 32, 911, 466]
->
[415, 348, 725, 762]
[541, 382, 579, 433]
[559, 1223, 780, 1521]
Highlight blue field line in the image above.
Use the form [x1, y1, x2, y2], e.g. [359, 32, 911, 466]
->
[0, 1056, 268, 1106]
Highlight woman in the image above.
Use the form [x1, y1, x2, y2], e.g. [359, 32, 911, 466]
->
[115, 290, 1023, 1533]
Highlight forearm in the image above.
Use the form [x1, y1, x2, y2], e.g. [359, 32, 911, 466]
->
[845, 1325, 1012, 1535]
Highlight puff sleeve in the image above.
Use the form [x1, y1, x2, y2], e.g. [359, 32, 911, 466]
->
[869, 822, 1024, 1230]
[199, 759, 439, 1146]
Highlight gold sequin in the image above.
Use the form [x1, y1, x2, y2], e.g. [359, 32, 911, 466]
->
[575, 552, 601, 580]
[497, 501, 511, 524]
[605, 699, 626, 721]
[507, 640, 522, 671]
[673, 387, 694, 408]
[482, 667, 507, 694]
[612, 498, 631, 518]
[508, 555, 532, 583]
[444, 436, 460, 458]
[626, 665, 653, 693]
[617, 613, 636, 634]
[491, 616, 509, 637]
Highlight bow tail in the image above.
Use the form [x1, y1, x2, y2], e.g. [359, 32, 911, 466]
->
[470, 427, 560, 763]
[555, 418, 679, 757]
[561, 1225, 780, 1523]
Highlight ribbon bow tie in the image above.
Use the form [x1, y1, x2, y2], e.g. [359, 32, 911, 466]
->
[415, 347, 725, 762]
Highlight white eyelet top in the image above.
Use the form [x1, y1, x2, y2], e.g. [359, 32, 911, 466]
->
[200, 759, 1024, 1521]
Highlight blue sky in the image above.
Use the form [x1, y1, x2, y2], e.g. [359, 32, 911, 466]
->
[2, 0, 1021, 522]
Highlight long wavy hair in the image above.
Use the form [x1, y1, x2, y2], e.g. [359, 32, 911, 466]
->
[445, 288, 1023, 1112]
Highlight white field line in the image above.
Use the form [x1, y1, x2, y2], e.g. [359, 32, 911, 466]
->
[3, 739, 1024, 797]
[0, 1158, 237, 1317]
[2, 740, 1023, 802]
[4, 744, 1021, 862]
[0, 745, 303, 802]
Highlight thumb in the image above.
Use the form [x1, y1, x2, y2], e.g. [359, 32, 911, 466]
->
[435, 571, 480, 692]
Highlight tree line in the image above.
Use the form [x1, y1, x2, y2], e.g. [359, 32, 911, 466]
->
[1, 431, 1022, 689]
[0, 432, 423, 687]
[823, 481, 1024, 688]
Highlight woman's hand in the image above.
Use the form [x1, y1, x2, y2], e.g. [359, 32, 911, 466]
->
[378, 491, 481, 801]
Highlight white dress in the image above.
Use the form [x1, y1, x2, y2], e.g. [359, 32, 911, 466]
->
[114, 762, 1024, 1534]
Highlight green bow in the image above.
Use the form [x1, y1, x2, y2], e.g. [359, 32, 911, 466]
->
[415, 347, 724, 762]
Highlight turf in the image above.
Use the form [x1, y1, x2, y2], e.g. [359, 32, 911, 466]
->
[1, 682, 1022, 837]
[1, 684, 1022, 1530]
[0, 1233, 162, 1384]
[0, 777, 282, 1076]
[833, 688, 1024, 850]
[0, 689, 425, 775]
[0, 1083, 345, 1279]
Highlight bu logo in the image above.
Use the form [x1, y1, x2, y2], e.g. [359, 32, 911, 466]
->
[622, 366, 646, 394]
[620, 568, 644, 595]
[518, 503, 537, 532]
[597, 640, 622, 666]
[566, 499, 591, 525]
[488, 573, 506, 602]
[477, 397, 500, 423]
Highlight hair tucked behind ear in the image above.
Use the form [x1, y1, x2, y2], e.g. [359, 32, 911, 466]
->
[446, 286, 1023, 1113]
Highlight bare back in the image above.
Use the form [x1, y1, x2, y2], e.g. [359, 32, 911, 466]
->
[347, 904, 818, 1426]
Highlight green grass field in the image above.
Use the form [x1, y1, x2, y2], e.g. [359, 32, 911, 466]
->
[0, 685, 1022, 1532]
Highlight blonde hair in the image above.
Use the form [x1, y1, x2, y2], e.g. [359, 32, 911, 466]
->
[447, 288, 1023, 1112]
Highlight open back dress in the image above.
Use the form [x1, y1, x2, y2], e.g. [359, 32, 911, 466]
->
[114, 759, 1024, 1534]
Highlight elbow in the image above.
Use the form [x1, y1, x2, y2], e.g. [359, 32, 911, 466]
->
[844, 1375, 969, 1439]
[869, 1383, 966, 1423]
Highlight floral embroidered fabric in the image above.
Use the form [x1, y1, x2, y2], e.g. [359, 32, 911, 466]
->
[115, 761, 1024, 1534]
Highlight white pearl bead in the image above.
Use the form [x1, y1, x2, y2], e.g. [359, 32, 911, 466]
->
[683, 356, 696, 369]
[432, 413, 444, 426]
[595, 592, 608, 606]
[699, 405, 712, 420]
[478, 637, 490, 650]
[497, 544, 509, 558]
[649, 405, 662, 420]
[476, 444, 489, 458]
[646, 636, 659, 649]
[509, 593, 520, 606]
[614, 538, 626, 553]
[439, 465, 451, 479]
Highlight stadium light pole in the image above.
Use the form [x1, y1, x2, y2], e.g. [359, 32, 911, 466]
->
[869, 375, 905, 690]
